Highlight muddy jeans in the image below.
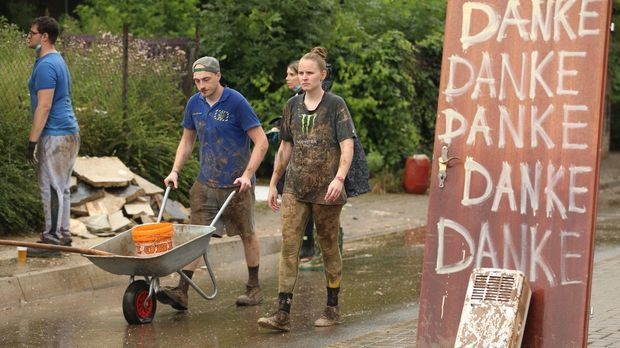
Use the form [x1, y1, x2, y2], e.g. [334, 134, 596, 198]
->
[37, 134, 80, 240]
[278, 193, 343, 293]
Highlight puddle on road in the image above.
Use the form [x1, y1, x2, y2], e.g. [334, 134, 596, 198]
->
[0, 231, 423, 347]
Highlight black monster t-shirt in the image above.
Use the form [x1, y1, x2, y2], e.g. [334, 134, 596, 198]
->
[280, 92, 356, 205]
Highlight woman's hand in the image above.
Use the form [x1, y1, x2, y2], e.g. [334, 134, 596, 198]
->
[267, 185, 280, 212]
[324, 176, 344, 202]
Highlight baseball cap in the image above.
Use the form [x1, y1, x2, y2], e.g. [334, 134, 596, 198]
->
[192, 56, 220, 73]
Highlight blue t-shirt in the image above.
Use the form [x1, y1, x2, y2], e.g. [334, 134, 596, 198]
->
[182, 87, 261, 187]
[28, 52, 79, 136]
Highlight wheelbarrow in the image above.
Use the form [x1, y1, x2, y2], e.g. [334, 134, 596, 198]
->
[0, 185, 234, 324]
[84, 186, 235, 325]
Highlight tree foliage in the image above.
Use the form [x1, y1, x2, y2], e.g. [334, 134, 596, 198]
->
[72, 0, 199, 38]
[195, 0, 445, 170]
[1, 1, 449, 234]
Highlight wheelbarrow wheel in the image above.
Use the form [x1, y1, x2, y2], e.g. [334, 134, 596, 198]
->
[123, 280, 157, 325]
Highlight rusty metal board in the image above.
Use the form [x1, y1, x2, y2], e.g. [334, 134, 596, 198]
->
[417, 1, 612, 347]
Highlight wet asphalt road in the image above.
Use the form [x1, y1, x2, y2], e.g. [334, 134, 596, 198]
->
[0, 232, 422, 347]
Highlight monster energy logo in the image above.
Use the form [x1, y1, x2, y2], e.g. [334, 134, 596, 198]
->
[300, 113, 316, 135]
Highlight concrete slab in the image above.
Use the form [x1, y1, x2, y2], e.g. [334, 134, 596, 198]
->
[162, 199, 189, 222]
[71, 204, 89, 217]
[73, 156, 134, 188]
[124, 202, 155, 217]
[108, 210, 132, 232]
[107, 184, 145, 203]
[133, 174, 164, 195]
[71, 182, 105, 206]
[85, 193, 126, 216]
[79, 214, 111, 233]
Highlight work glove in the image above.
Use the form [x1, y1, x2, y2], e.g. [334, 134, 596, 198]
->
[25, 141, 38, 165]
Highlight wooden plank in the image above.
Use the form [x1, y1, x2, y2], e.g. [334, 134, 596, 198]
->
[416, 1, 612, 347]
[73, 156, 134, 188]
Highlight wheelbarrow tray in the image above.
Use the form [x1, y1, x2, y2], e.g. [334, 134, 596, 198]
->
[85, 224, 216, 277]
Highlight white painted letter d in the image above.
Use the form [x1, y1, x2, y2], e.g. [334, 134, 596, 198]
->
[461, 2, 500, 50]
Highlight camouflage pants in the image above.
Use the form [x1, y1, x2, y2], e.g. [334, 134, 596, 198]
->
[278, 193, 343, 293]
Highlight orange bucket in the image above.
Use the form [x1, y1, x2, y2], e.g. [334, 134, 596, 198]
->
[131, 222, 174, 256]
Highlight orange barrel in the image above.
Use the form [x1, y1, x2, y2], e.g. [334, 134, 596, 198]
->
[403, 154, 430, 194]
[131, 222, 174, 256]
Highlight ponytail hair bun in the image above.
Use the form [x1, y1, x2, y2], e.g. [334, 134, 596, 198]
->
[301, 46, 327, 72]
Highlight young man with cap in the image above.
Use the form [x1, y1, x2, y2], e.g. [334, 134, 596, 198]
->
[25, 16, 80, 257]
[158, 56, 268, 309]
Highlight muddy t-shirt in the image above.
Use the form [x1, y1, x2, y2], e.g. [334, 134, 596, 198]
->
[181, 87, 260, 188]
[280, 92, 356, 205]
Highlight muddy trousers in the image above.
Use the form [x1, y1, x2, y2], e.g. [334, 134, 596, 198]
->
[278, 193, 343, 293]
[36, 134, 80, 240]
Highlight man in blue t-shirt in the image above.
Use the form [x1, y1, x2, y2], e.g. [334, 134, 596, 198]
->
[25, 16, 80, 258]
[158, 56, 268, 309]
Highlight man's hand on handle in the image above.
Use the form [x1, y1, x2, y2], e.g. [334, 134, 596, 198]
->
[164, 170, 179, 189]
[233, 175, 252, 193]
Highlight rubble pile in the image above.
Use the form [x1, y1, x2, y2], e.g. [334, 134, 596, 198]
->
[69, 156, 190, 239]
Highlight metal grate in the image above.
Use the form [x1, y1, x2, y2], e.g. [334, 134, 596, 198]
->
[471, 273, 516, 302]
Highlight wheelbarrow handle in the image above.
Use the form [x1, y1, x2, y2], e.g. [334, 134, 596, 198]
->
[210, 190, 236, 227]
[0, 239, 113, 256]
[156, 184, 173, 223]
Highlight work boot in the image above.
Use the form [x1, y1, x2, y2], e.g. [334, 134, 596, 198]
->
[257, 310, 290, 332]
[257, 292, 293, 332]
[314, 306, 341, 327]
[157, 273, 191, 310]
[236, 284, 263, 306]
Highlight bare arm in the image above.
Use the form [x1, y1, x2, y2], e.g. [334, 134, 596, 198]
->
[29, 89, 54, 141]
[234, 125, 268, 193]
[324, 138, 354, 202]
[164, 128, 197, 188]
[267, 140, 292, 211]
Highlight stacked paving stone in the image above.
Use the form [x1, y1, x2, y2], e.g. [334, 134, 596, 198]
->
[69, 156, 189, 238]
